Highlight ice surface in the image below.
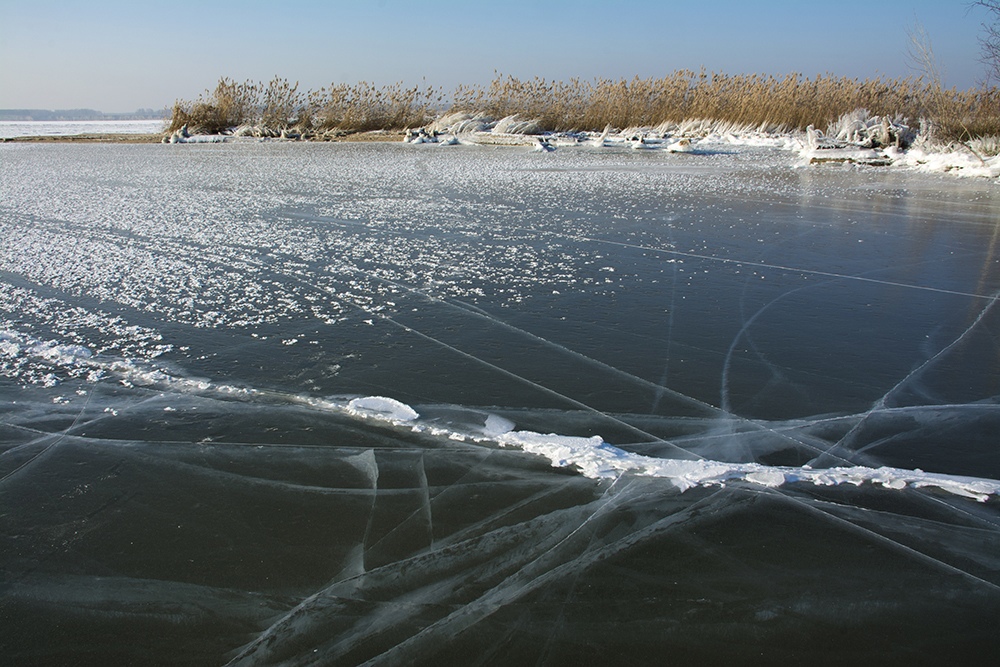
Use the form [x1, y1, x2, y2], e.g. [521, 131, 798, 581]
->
[2, 141, 1000, 663]
[5, 315, 998, 500]
[0, 119, 165, 139]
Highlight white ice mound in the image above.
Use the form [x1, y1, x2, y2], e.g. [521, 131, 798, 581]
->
[347, 396, 419, 422]
[498, 432, 624, 478]
[492, 115, 542, 135]
[482, 413, 515, 437]
[485, 422, 1000, 501]
[893, 145, 1000, 179]
[331, 395, 1000, 502]
[30, 340, 93, 363]
[666, 138, 694, 153]
[1, 331, 93, 364]
[425, 112, 493, 135]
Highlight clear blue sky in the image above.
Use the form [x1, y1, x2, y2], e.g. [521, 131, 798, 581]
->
[0, 0, 990, 111]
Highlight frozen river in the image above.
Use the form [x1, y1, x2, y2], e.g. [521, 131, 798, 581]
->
[2, 140, 1000, 663]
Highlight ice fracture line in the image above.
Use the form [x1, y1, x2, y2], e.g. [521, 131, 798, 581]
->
[812, 291, 1000, 466]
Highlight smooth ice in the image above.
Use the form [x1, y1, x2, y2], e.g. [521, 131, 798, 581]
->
[2, 140, 1000, 663]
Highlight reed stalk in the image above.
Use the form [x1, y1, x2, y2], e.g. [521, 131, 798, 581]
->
[168, 72, 1000, 141]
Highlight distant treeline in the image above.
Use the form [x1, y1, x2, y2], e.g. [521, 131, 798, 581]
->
[167, 72, 1000, 142]
[0, 108, 168, 121]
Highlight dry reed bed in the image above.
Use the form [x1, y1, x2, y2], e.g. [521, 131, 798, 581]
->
[168, 77, 441, 136]
[168, 72, 1000, 142]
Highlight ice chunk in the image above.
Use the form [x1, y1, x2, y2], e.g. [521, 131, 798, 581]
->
[31, 341, 93, 363]
[347, 396, 419, 422]
[745, 470, 786, 487]
[483, 414, 515, 437]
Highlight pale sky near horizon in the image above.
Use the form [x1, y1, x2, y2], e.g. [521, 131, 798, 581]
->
[0, 0, 991, 112]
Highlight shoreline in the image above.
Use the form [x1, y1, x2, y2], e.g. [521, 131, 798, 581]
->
[1, 133, 163, 143]
[0, 130, 407, 144]
[3, 126, 997, 180]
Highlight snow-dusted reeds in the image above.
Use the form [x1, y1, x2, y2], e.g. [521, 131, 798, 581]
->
[450, 72, 1000, 141]
[167, 78, 442, 136]
[166, 72, 1000, 147]
[168, 78, 263, 135]
[306, 81, 443, 134]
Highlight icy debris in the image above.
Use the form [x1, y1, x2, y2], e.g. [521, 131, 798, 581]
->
[30, 341, 93, 364]
[331, 395, 1000, 502]
[0, 326, 212, 392]
[162, 124, 228, 144]
[533, 137, 555, 152]
[403, 107, 998, 178]
[797, 111, 915, 167]
[425, 111, 493, 135]
[496, 428, 1000, 501]
[347, 396, 420, 422]
[892, 144, 1000, 179]
[493, 115, 542, 135]
[228, 124, 304, 139]
[666, 138, 694, 153]
[805, 147, 894, 167]
[404, 127, 438, 144]
[827, 109, 915, 149]
[500, 431, 622, 477]
[1, 329, 95, 382]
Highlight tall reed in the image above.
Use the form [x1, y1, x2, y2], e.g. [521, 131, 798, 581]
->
[167, 78, 262, 134]
[451, 71, 1000, 139]
[167, 72, 1000, 141]
[168, 77, 442, 135]
[308, 81, 443, 132]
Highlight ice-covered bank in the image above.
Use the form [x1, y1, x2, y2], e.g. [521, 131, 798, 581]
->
[397, 109, 1000, 180]
[148, 105, 1000, 179]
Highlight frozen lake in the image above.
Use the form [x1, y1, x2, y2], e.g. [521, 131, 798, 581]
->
[2, 140, 1000, 663]
[0, 119, 165, 139]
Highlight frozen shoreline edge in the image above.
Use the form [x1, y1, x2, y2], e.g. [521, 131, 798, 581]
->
[0, 130, 406, 144]
[5, 126, 996, 180]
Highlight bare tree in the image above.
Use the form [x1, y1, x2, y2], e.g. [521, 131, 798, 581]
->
[906, 21, 943, 86]
[905, 20, 948, 140]
[906, 18, 984, 154]
[971, 1, 1000, 82]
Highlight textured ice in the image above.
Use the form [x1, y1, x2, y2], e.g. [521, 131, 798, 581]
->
[347, 395, 420, 422]
[0, 119, 165, 139]
[2, 141, 1000, 663]
[334, 395, 1000, 501]
[6, 316, 997, 499]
